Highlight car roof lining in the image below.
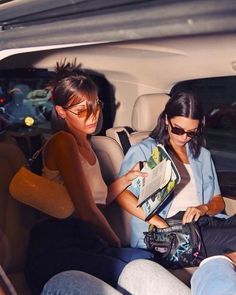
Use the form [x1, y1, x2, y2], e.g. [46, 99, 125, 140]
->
[0, 0, 236, 52]
[1, 33, 236, 90]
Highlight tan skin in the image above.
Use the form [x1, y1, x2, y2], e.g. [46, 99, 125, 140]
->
[44, 95, 146, 247]
[116, 116, 225, 228]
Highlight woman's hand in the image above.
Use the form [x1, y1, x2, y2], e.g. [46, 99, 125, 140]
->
[107, 162, 148, 204]
[183, 196, 225, 224]
[182, 205, 208, 224]
[123, 162, 148, 186]
[149, 215, 169, 228]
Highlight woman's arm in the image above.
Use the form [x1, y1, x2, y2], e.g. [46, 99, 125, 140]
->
[46, 132, 120, 247]
[183, 148, 225, 224]
[106, 163, 147, 204]
[116, 189, 169, 228]
[198, 195, 225, 216]
[114, 141, 168, 228]
[183, 195, 225, 224]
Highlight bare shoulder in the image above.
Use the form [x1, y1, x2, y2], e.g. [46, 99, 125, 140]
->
[49, 131, 76, 149]
[46, 131, 78, 161]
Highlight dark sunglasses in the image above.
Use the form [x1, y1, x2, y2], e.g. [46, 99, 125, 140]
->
[63, 99, 104, 118]
[168, 119, 199, 138]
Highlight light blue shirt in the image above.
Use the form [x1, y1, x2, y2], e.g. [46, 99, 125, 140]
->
[119, 137, 226, 248]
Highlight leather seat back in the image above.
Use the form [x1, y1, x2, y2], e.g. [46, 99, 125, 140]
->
[91, 136, 132, 246]
[92, 94, 170, 245]
[0, 141, 37, 274]
[106, 93, 170, 150]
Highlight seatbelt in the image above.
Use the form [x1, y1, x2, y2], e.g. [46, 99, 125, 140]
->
[106, 126, 134, 155]
[116, 130, 131, 155]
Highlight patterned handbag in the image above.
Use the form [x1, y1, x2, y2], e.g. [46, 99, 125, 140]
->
[144, 219, 206, 269]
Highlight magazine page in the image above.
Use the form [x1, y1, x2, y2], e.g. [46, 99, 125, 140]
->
[137, 158, 172, 206]
[130, 144, 180, 220]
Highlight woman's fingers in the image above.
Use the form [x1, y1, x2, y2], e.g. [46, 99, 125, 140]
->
[183, 208, 192, 224]
[193, 212, 201, 222]
[131, 161, 147, 171]
[129, 170, 146, 180]
[126, 162, 148, 181]
[183, 207, 201, 224]
[132, 162, 141, 171]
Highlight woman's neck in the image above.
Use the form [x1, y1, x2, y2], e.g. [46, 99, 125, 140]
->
[68, 130, 96, 165]
[69, 128, 88, 146]
[169, 142, 189, 164]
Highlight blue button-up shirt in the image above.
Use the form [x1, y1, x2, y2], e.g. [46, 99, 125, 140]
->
[119, 137, 226, 248]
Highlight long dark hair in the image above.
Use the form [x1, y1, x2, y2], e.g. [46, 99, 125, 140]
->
[150, 92, 205, 158]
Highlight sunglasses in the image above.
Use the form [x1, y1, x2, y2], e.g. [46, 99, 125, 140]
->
[168, 119, 199, 138]
[63, 99, 104, 118]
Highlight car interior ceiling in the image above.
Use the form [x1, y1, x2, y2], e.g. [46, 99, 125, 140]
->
[0, 0, 236, 50]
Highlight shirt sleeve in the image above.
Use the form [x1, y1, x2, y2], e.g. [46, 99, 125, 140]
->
[198, 147, 221, 201]
[209, 154, 221, 197]
[119, 141, 152, 197]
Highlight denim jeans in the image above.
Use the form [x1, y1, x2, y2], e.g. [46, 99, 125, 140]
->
[25, 218, 154, 294]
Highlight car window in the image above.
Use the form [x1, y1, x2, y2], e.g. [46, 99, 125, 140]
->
[0, 69, 55, 159]
[171, 76, 236, 173]
[0, 69, 55, 131]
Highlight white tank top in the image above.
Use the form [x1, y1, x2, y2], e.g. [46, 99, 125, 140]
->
[42, 137, 108, 205]
[167, 159, 200, 218]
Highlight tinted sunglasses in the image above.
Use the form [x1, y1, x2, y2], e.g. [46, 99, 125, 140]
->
[63, 99, 104, 118]
[168, 119, 199, 138]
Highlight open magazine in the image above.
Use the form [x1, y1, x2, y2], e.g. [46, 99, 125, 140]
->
[130, 144, 181, 220]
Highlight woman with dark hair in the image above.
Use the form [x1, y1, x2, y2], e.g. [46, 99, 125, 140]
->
[24, 61, 154, 294]
[117, 91, 236, 256]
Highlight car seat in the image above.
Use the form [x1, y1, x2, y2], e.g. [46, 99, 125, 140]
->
[0, 139, 38, 295]
[91, 135, 133, 246]
[106, 93, 169, 152]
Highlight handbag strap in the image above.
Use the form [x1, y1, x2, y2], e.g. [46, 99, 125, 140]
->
[27, 137, 51, 166]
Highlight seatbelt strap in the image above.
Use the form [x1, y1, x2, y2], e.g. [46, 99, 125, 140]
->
[116, 130, 131, 155]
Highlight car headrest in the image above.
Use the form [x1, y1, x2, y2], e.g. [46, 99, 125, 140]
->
[131, 93, 170, 132]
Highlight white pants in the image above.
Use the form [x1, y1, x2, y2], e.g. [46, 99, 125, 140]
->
[118, 259, 191, 295]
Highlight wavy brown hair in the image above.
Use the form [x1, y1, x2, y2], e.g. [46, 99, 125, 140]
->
[49, 59, 103, 133]
[49, 59, 98, 117]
